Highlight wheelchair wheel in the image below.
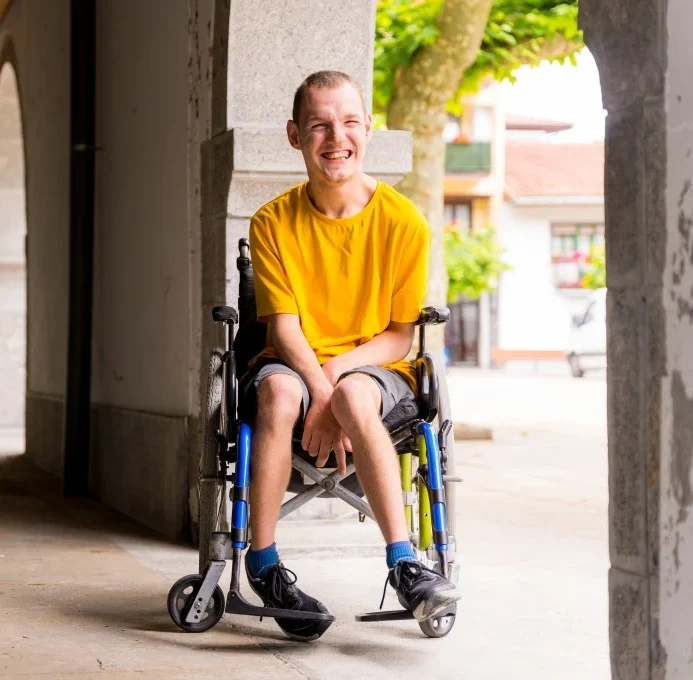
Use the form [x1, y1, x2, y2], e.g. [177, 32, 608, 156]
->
[168, 574, 225, 633]
[198, 347, 226, 573]
[433, 351, 457, 538]
[418, 603, 457, 639]
[410, 353, 459, 579]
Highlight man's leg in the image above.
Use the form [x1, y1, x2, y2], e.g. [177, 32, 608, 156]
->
[248, 373, 303, 550]
[330, 373, 408, 544]
[245, 371, 331, 640]
[331, 372, 460, 622]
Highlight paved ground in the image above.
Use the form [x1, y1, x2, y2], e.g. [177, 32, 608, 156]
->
[0, 369, 609, 679]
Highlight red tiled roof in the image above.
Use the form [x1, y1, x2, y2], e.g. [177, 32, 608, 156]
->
[504, 141, 604, 199]
[505, 113, 573, 133]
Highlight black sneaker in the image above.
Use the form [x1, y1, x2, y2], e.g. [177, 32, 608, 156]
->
[245, 560, 332, 641]
[388, 559, 461, 622]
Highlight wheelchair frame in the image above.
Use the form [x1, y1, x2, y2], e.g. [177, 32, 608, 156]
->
[168, 239, 461, 639]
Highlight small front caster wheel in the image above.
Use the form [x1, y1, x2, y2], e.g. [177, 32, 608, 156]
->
[418, 603, 456, 638]
[168, 574, 225, 633]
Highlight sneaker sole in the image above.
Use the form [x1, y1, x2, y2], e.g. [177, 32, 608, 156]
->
[244, 562, 330, 642]
[412, 589, 461, 623]
[281, 629, 322, 643]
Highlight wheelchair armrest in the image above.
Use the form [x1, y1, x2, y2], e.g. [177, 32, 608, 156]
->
[415, 306, 450, 326]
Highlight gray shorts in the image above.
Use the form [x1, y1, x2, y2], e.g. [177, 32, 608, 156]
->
[239, 360, 415, 422]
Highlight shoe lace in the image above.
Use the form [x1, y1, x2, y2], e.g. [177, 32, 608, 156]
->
[267, 563, 301, 606]
[379, 560, 435, 610]
[379, 574, 389, 610]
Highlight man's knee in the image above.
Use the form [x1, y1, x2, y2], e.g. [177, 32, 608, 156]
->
[331, 373, 381, 421]
[256, 373, 303, 425]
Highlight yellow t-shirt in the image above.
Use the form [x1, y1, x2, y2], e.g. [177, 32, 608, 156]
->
[248, 181, 430, 392]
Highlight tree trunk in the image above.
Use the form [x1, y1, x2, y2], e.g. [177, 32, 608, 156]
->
[398, 127, 448, 352]
[387, 0, 494, 352]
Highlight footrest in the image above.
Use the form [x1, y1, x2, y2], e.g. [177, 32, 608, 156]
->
[225, 590, 335, 622]
[355, 609, 414, 622]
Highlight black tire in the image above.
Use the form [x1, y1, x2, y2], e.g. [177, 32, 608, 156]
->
[198, 348, 226, 573]
[418, 603, 457, 638]
[567, 353, 585, 378]
[168, 574, 225, 633]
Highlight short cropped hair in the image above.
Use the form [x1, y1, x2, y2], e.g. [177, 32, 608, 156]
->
[292, 70, 366, 125]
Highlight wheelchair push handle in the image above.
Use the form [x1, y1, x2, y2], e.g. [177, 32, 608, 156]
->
[237, 238, 250, 271]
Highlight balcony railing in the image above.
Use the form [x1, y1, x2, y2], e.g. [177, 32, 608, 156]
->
[445, 142, 492, 173]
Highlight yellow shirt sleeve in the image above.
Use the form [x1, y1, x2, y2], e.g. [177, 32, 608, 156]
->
[249, 215, 298, 319]
[391, 216, 431, 323]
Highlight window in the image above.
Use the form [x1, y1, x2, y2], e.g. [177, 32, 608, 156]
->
[550, 223, 604, 288]
[444, 202, 472, 231]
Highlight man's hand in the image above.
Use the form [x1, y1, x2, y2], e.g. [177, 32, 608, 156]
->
[321, 356, 347, 386]
[301, 386, 348, 475]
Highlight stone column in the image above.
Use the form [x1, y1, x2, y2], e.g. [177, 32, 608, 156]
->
[222, 0, 411, 300]
[193, 0, 413, 528]
[661, 0, 693, 675]
[581, 0, 693, 677]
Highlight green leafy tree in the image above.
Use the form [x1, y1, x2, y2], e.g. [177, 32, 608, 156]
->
[580, 244, 606, 290]
[375, 0, 582, 347]
[445, 225, 511, 301]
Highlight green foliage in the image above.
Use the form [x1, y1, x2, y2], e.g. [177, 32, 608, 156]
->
[455, 0, 582, 108]
[374, 0, 444, 114]
[444, 225, 511, 302]
[580, 244, 606, 290]
[374, 0, 582, 116]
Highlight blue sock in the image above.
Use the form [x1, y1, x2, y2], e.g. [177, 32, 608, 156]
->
[246, 543, 280, 577]
[386, 540, 416, 569]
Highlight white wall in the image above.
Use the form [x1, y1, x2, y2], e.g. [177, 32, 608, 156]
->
[497, 201, 605, 352]
[93, 0, 192, 416]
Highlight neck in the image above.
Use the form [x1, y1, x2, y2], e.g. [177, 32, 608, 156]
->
[306, 173, 377, 219]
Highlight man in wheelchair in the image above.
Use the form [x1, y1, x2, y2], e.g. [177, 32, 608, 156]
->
[237, 70, 460, 639]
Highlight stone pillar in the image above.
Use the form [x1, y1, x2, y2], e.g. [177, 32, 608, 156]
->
[193, 0, 413, 528]
[661, 0, 693, 675]
[581, 0, 693, 677]
[221, 0, 411, 300]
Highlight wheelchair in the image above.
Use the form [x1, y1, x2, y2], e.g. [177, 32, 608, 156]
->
[167, 239, 461, 640]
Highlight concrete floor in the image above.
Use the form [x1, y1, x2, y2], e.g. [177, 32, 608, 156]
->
[0, 369, 609, 679]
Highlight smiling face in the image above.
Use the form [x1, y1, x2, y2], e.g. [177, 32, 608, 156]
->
[287, 83, 372, 187]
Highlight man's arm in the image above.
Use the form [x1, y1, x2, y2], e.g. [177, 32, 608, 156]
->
[269, 313, 332, 397]
[322, 320, 415, 385]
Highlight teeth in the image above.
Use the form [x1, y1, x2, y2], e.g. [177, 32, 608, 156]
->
[324, 152, 349, 160]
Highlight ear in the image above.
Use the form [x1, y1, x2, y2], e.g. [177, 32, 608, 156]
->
[364, 112, 373, 142]
[286, 119, 302, 150]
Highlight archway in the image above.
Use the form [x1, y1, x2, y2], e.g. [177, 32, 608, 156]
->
[0, 59, 26, 455]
